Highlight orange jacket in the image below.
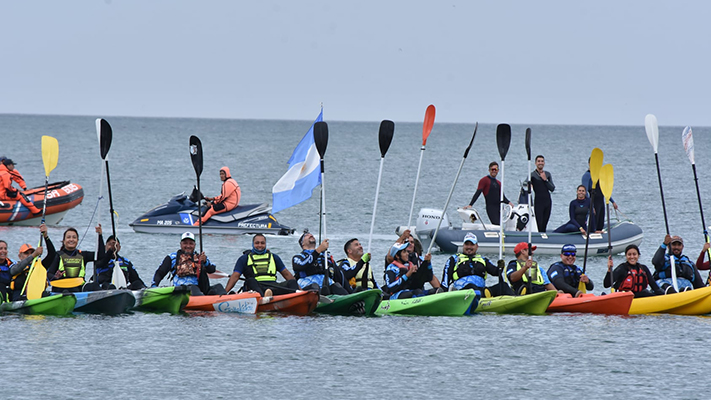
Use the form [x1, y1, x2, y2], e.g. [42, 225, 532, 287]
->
[0, 164, 27, 190]
[213, 166, 240, 211]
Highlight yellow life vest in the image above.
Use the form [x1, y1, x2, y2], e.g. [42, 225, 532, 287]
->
[59, 252, 85, 278]
[512, 259, 545, 285]
[247, 251, 277, 282]
[453, 254, 486, 280]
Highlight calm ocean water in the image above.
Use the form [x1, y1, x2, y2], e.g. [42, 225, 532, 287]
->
[2, 113, 711, 399]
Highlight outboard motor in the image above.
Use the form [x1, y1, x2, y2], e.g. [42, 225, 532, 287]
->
[505, 203, 539, 232]
[416, 208, 450, 251]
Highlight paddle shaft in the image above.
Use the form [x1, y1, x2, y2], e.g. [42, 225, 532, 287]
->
[526, 133, 533, 295]
[581, 185, 596, 274]
[367, 156, 386, 253]
[653, 153, 678, 290]
[105, 161, 117, 240]
[407, 146, 426, 228]
[690, 164, 711, 260]
[319, 163, 331, 295]
[196, 175, 203, 253]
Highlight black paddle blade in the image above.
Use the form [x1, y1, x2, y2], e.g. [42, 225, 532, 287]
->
[378, 120, 395, 157]
[463, 122, 478, 158]
[525, 128, 532, 160]
[496, 124, 511, 161]
[99, 119, 112, 160]
[189, 135, 203, 177]
[314, 121, 329, 159]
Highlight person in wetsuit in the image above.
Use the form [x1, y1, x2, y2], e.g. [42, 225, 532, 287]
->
[582, 159, 618, 232]
[547, 244, 594, 297]
[554, 185, 590, 235]
[464, 161, 513, 225]
[604, 244, 663, 297]
[46, 226, 105, 292]
[530, 155, 555, 232]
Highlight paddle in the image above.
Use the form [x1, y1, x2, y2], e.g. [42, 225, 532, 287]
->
[599, 164, 614, 289]
[189, 135, 204, 254]
[525, 127, 533, 295]
[407, 105, 436, 228]
[367, 120, 395, 253]
[426, 123, 478, 255]
[313, 121, 331, 295]
[682, 126, 711, 268]
[580, 147, 603, 293]
[645, 114, 677, 291]
[496, 124, 511, 288]
[22, 136, 59, 299]
[49, 277, 85, 289]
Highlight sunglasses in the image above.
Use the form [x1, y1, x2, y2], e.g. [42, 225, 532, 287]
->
[562, 252, 576, 257]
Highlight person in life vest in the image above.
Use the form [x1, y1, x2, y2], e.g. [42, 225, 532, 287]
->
[652, 235, 705, 292]
[46, 225, 105, 292]
[292, 231, 349, 295]
[384, 240, 442, 300]
[8, 224, 57, 301]
[94, 235, 146, 290]
[441, 232, 513, 297]
[151, 231, 226, 296]
[463, 161, 514, 225]
[0, 159, 41, 215]
[694, 242, 711, 285]
[225, 233, 299, 296]
[194, 166, 240, 226]
[604, 244, 664, 297]
[506, 242, 557, 295]
[338, 238, 379, 292]
[547, 244, 594, 297]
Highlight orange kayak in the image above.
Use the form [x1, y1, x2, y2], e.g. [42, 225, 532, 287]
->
[0, 181, 83, 225]
[547, 291, 634, 315]
[185, 292, 260, 312]
[257, 291, 319, 315]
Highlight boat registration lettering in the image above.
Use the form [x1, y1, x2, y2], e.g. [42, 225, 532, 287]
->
[237, 222, 269, 228]
[45, 189, 61, 199]
[157, 220, 175, 225]
[61, 183, 80, 194]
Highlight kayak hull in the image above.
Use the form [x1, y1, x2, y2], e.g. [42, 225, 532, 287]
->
[629, 286, 711, 315]
[0, 181, 84, 226]
[257, 291, 320, 315]
[132, 286, 191, 314]
[69, 290, 136, 315]
[316, 289, 383, 316]
[475, 290, 557, 315]
[547, 291, 634, 315]
[375, 290, 478, 316]
[0, 294, 76, 316]
[185, 292, 260, 313]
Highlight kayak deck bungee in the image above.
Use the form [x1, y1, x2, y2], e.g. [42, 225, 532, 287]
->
[67, 290, 136, 315]
[628, 286, 711, 315]
[184, 292, 260, 313]
[375, 289, 478, 316]
[257, 291, 320, 315]
[475, 290, 557, 315]
[132, 286, 191, 314]
[547, 291, 634, 315]
[315, 289, 383, 316]
[0, 293, 76, 316]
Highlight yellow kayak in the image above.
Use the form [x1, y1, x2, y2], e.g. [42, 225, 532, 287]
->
[628, 286, 711, 315]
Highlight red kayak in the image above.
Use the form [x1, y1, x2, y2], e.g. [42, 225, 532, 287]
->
[547, 291, 634, 315]
[256, 291, 319, 315]
[185, 292, 260, 312]
[0, 181, 83, 225]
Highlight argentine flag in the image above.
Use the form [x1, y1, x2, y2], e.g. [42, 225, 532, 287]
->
[271, 110, 323, 213]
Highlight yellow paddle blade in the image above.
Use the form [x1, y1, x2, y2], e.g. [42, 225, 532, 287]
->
[41, 136, 59, 177]
[589, 148, 603, 189]
[599, 164, 614, 204]
[25, 257, 47, 300]
[578, 279, 587, 294]
[50, 277, 84, 288]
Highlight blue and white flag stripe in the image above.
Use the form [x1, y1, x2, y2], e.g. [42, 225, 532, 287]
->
[272, 109, 323, 213]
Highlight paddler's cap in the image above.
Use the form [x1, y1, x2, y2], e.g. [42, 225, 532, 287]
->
[389, 242, 409, 258]
[514, 242, 536, 255]
[463, 232, 478, 245]
[2, 158, 15, 166]
[181, 231, 195, 242]
[19, 243, 34, 253]
[561, 244, 577, 254]
[670, 236, 684, 245]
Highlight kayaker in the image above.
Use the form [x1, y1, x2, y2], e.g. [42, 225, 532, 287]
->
[8, 224, 56, 301]
[225, 233, 299, 296]
[463, 161, 513, 225]
[292, 230, 349, 295]
[194, 166, 240, 225]
[384, 242, 442, 299]
[46, 225, 105, 292]
[547, 244, 594, 297]
[582, 158, 618, 232]
[604, 244, 663, 297]
[94, 235, 147, 290]
[441, 232, 513, 297]
[530, 155, 555, 232]
[506, 242, 557, 295]
[652, 235, 704, 292]
[151, 232, 225, 295]
[338, 238, 379, 292]
[553, 185, 589, 235]
[695, 243, 711, 285]
[0, 159, 41, 215]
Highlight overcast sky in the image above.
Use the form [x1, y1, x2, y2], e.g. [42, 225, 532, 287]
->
[1, 1, 709, 126]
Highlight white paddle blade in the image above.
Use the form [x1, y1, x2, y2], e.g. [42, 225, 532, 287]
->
[111, 259, 128, 289]
[645, 114, 659, 152]
[95, 118, 102, 144]
[682, 126, 695, 165]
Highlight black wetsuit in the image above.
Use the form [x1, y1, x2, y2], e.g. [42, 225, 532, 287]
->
[530, 170, 554, 232]
[469, 175, 510, 225]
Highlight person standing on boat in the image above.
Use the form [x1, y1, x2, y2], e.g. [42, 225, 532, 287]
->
[194, 166, 241, 226]
[440, 232, 513, 297]
[46, 226, 105, 292]
[339, 238, 379, 291]
[651, 235, 705, 292]
[464, 161, 513, 225]
[151, 231, 226, 296]
[604, 244, 664, 297]
[383, 242, 442, 299]
[225, 234, 299, 296]
[506, 242, 557, 295]
[8, 224, 56, 301]
[530, 155, 555, 232]
[292, 231, 349, 295]
[582, 159, 617, 233]
[0, 159, 41, 215]
[553, 185, 589, 235]
[94, 235, 146, 290]
[547, 244, 593, 298]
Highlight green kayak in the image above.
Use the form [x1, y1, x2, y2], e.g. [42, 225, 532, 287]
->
[0, 293, 76, 316]
[132, 286, 190, 314]
[375, 289, 478, 316]
[474, 290, 557, 315]
[315, 289, 382, 316]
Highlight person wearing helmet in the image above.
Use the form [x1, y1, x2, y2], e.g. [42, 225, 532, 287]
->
[383, 240, 442, 299]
